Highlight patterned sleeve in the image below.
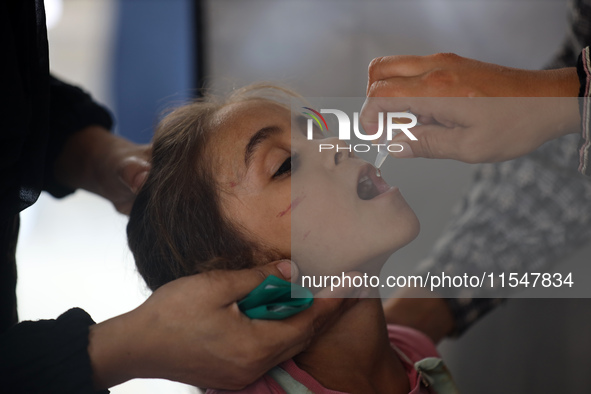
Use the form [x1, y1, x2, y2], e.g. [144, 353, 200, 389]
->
[420, 0, 591, 336]
[419, 132, 591, 336]
[577, 46, 591, 176]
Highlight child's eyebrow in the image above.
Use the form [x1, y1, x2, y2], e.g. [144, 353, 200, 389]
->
[244, 125, 283, 169]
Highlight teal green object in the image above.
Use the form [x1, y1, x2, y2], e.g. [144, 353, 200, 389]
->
[238, 275, 313, 320]
[414, 357, 460, 394]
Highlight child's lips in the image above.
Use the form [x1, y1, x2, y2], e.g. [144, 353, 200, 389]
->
[356, 163, 393, 200]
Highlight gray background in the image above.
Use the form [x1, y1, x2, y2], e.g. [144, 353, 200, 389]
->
[206, 1, 591, 392]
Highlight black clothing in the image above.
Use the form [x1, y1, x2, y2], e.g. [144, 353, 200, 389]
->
[1, 0, 112, 392]
[1, 308, 102, 394]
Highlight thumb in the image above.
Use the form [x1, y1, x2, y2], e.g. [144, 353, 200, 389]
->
[255, 259, 297, 282]
[390, 124, 464, 160]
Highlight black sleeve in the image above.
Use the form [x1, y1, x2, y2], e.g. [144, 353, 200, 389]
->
[44, 76, 114, 198]
[1, 1, 114, 218]
[0, 308, 109, 394]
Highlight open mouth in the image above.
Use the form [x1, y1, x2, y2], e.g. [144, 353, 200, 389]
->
[357, 163, 392, 200]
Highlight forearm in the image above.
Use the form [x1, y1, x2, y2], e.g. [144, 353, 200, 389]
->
[534, 67, 581, 140]
[535, 67, 580, 97]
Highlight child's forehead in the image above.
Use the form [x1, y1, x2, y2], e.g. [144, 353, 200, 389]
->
[206, 99, 292, 172]
[212, 99, 290, 129]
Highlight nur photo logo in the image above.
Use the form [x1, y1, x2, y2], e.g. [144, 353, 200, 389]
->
[301, 107, 418, 153]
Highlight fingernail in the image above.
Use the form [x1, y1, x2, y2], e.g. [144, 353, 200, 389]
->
[276, 260, 295, 281]
[390, 142, 414, 158]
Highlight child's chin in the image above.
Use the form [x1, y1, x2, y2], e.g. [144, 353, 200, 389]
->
[394, 213, 421, 246]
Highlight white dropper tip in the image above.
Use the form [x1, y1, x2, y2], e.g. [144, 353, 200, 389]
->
[374, 149, 388, 169]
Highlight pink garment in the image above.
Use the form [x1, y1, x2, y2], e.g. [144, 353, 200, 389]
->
[206, 325, 440, 394]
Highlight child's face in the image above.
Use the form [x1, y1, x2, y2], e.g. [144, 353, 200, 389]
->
[210, 99, 419, 277]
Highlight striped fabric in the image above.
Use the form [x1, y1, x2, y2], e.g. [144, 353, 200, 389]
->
[578, 46, 591, 175]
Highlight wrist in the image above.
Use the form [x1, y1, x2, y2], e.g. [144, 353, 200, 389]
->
[537, 68, 580, 97]
[88, 311, 142, 389]
[532, 68, 581, 139]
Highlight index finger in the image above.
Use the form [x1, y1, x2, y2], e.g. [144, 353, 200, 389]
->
[367, 55, 435, 95]
[359, 95, 425, 136]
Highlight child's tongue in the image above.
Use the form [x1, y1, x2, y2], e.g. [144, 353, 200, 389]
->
[357, 169, 390, 200]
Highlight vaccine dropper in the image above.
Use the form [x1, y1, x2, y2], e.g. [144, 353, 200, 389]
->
[373, 112, 414, 170]
[374, 146, 389, 169]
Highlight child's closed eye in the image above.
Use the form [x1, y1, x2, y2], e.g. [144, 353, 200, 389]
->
[273, 153, 299, 179]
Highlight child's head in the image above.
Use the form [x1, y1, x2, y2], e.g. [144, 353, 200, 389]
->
[128, 84, 419, 291]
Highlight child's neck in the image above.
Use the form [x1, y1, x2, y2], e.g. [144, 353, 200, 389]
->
[293, 296, 411, 394]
